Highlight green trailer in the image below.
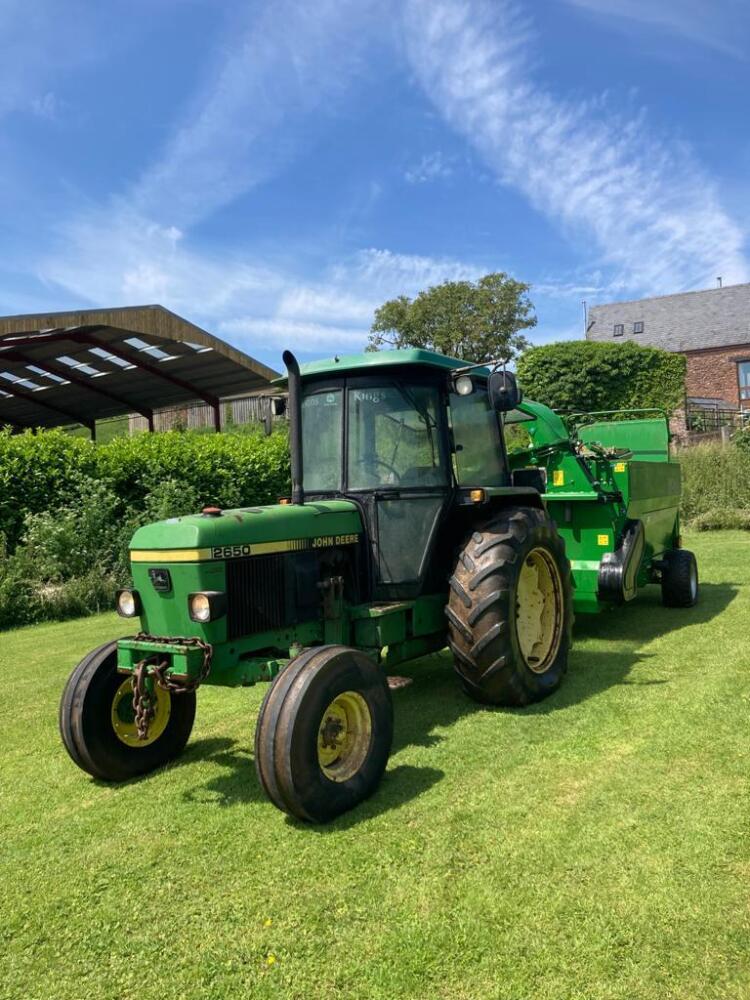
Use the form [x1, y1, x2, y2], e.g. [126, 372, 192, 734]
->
[60, 349, 697, 822]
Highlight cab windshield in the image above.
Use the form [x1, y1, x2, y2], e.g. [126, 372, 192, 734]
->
[347, 383, 447, 489]
[301, 389, 343, 492]
[300, 382, 448, 493]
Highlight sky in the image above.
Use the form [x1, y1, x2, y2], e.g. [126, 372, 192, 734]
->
[1, 0, 748, 372]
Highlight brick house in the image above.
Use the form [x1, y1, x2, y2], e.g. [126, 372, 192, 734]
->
[586, 282, 750, 417]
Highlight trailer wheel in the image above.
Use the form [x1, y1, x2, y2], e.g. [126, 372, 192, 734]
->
[661, 549, 699, 608]
[255, 645, 393, 823]
[59, 641, 196, 782]
[447, 507, 573, 706]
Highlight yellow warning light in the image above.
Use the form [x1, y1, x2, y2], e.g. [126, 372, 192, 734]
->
[470, 489, 486, 503]
[597, 534, 609, 546]
[278, 497, 291, 505]
[614, 462, 626, 473]
[552, 470, 564, 487]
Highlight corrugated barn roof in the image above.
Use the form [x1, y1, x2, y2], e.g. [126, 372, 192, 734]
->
[0, 304, 279, 432]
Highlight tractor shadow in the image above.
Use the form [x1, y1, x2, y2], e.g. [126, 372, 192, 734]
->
[175, 734, 444, 821]
[173, 581, 736, 820]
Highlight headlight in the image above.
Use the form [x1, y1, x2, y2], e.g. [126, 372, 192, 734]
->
[454, 375, 474, 396]
[188, 592, 227, 623]
[116, 589, 140, 618]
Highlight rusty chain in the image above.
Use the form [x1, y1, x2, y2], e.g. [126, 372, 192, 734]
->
[130, 634, 213, 741]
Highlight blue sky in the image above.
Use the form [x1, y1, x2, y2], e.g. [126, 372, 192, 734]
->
[1, 0, 748, 371]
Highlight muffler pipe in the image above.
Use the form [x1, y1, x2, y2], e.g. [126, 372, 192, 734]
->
[283, 350, 304, 505]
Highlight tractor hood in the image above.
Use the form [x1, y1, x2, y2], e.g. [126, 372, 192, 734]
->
[130, 499, 363, 562]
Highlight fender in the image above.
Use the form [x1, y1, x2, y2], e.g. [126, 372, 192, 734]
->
[598, 519, 645, 604]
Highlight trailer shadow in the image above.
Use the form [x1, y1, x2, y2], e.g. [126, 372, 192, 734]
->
[520, 580, 737, 716]
[174, 581, 736, 820]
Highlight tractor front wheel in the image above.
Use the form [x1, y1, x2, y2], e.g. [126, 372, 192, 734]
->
[447, 506, 573, 706]
[255, 645, 393, 823]
[59, 641, 196, 782]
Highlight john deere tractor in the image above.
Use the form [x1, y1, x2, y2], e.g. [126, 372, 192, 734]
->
[60, 349, 698, 822]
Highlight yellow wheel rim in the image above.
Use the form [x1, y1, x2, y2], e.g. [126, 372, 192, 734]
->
[317, 691, 372, 782]
[110, 677, 171, 748]
[516, 546, 564, 674]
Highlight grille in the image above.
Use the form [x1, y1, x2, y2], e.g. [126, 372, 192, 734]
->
[226, 555, 287, 640]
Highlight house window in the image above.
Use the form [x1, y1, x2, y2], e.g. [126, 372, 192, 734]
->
[633, 321, 644, 334]
[613, 323, 624, 337]
[738, 361, 750, 401]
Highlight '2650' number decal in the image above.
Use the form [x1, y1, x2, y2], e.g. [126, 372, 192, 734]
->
[211, 544, 253, 559]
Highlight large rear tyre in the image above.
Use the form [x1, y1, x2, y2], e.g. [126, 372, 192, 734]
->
[661, 549, 699, 607]
[59, 641, 196, 782]
[447, 507, 573, 706]
[255, 645, 393, 823]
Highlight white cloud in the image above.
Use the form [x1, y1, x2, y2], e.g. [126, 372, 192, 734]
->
[562, 0, 747, 58]
[346, 248, 484, 289]
[29, 91, 60, 120]
[36, 201, 498, 356]
[38, 209, 283, 317]
[277, 287, 375, 325]
[132, 0, 382, 228]
[405, 151, 454, 183]
[403, 0, 749, 296]
[218, 317, 367, 351]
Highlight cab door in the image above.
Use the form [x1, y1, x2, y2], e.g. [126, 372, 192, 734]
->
[344, 379, 451, 600]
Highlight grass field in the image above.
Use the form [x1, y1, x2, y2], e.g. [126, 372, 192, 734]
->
[2, 532, 749, 1000]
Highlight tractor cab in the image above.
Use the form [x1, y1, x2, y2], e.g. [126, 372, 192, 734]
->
[292, 350, 516, 600]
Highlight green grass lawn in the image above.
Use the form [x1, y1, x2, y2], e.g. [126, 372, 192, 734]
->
[2, 532, 749, 1000]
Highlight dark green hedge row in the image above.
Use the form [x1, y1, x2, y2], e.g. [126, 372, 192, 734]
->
[0, 427, 290, 553]
[516, 340, 686, 416]
[679, 443, 750, 526]
[0, 428, 291, 631]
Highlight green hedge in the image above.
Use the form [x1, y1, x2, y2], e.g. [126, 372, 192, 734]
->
[0, 428, 291, 631]
[516, 340, 686, 415]
[679, 444, 750, 525]
[0, 427, 290, 553]
[0, 430, 97, 552]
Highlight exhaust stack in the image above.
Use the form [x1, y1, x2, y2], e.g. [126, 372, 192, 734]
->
[283, 350, 304, 505]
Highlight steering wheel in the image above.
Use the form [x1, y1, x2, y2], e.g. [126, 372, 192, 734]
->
[353, 457, 402, 485]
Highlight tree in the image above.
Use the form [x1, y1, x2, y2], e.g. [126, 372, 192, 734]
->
[515, 340, 686, 415]
[367, 273, 536, 362]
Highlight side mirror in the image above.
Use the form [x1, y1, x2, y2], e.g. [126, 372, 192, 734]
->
[488, 370, 522, 412]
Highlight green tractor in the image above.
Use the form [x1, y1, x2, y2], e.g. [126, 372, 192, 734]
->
[60, 349, 698, 822]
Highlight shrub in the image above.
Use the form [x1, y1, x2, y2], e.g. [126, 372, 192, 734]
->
[95, 427, 290, 512]
[516, 340, 686, 416]
[0, 427, 292, 631]
[679, 444, 750, 523]
[0, 429, 96, 550]
[690, 508, 750, 531]
[732, 425, 750, 453]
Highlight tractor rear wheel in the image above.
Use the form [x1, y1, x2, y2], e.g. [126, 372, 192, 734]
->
[59, 641, 196, 782]
[661, 549, 699, 607]
[255, 645, 393, 823]
[447, 506, 573, 706]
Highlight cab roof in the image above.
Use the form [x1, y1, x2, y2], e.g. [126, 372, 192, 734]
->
[296, 348, 476, 381]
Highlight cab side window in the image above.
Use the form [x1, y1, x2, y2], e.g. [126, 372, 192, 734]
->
[449, 387, 506, 486]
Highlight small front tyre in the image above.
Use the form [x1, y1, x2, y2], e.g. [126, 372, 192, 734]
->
[255, 645, 393, 823]
[661, 549, 699, 608]
[59, 641, 196, 782]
